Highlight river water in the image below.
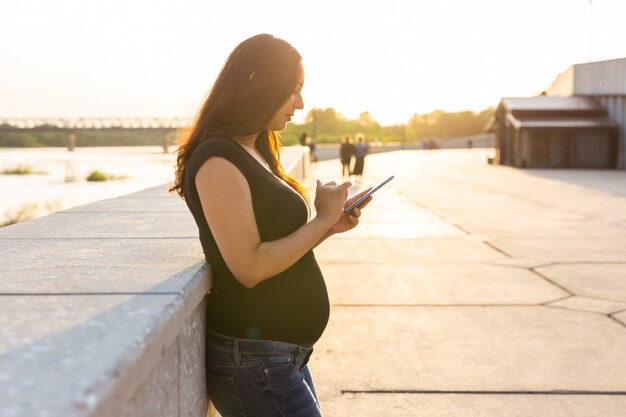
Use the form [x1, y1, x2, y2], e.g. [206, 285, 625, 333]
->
[0, 146, 177, 225]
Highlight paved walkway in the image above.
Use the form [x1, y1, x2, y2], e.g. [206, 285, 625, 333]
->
[304, 149, 626, 417]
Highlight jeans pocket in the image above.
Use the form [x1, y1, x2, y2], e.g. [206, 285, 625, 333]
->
[206, 375, 247, 417]
[263, 357, 303, 393]
[262, 360, 321, 416]
[206, 360, 247, 417]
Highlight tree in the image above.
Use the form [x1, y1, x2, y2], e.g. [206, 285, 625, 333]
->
[358, 111, 374, 127]
[406, 108, 494, 140]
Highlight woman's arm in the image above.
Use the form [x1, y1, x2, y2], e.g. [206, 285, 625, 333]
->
[195, 157, 349, 288]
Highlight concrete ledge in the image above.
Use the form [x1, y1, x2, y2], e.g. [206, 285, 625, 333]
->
[0, 147, 309, 417]
[0, 185, 209, 417]
[281, 145, 310, 181]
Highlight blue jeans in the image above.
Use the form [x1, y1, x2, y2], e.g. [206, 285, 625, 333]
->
[205, 329, 322, 417]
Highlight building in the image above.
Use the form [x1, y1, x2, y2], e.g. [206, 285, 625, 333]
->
[488, 57, 626, 169]
[488, 96, 619, 168]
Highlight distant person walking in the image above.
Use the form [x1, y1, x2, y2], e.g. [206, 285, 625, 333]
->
[339, 135, 354, 179]
[352, 134, 369, 179]
[307, 136, 318, 165]
[300, 132, 318, 165]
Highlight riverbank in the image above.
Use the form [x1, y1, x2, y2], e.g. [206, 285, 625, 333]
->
[0, 146, 176, 225]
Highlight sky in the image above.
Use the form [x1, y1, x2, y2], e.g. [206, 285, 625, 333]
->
[2, 0, 626, 126]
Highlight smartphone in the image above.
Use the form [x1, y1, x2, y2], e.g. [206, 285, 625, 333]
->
[343, 175, 395, 213]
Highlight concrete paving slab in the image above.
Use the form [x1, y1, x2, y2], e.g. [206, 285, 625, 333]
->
[547, 296, 626, 315]
[121, 184, 171, 198]
[314, 187, 463, 239]
[0, 238, 204, 294]
[420, 176, 620, 223]
[0, 294, 141, 353]
[334, 220, 463, 240]
[486, 238, 626, 263]
[347, 189, 456, 226]
[322, 264, 567, 305]
[315, 237, 508, 265]
[412, 190, 625, 241]
[523, 169, 626, 198]
[535, 263, 626, 302]
[65, 194, 187, 213]
[363, 151, 626, 224]
[0, 211, 198, 239]
[406, 184, 511, 214]
[320, 392, 626, 417]
[489, 258, 550, 269]
[435, 206, 609, 239]
[311, 306, 626, 393]
[612, 311, 626, 326]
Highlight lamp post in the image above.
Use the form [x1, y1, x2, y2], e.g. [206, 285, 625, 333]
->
[311, 109, 318, 141]
[587, 0, 593, 62]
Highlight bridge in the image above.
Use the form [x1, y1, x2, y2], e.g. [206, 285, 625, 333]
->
[0, 117, 194, 131]
[0, 117, 195, 151]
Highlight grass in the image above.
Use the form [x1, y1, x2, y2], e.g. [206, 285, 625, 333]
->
[0, 200, 62, 227]
[0, 202, 38, 227]
[86, 170, 128, 182]
[2, 164, 48, 175]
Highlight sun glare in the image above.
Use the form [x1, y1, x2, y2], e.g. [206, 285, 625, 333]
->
[1, 0, 626, 125]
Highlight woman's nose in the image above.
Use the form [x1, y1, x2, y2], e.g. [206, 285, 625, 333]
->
[294, 94, 304, 110]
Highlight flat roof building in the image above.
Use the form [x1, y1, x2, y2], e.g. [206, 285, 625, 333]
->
[487, 96, 619, 168]
[488, 57, 626, 169]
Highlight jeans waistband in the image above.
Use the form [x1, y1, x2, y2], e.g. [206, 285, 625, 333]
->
[206, 329, 314, 368]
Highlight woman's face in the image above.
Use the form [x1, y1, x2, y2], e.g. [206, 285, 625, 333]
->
[267, 66, 305, 131]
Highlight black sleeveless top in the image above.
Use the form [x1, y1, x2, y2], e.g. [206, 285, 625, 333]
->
[183, 136, 330, 345]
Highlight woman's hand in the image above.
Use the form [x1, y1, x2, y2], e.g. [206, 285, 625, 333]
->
[328, 187, 373, 234]
[314, 180, 351, 226]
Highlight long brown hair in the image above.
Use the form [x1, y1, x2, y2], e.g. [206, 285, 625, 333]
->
[170, 34, 308, 201]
